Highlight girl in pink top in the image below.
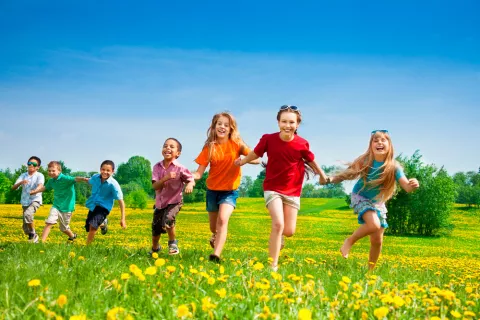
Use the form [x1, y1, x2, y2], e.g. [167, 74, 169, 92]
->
[236, 105, 328, 270]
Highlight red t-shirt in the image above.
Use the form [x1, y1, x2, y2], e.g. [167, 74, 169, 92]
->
[253, 132, 315, 196]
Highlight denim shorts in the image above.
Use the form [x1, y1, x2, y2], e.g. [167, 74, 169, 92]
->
[350, 193, 388, 228]
[206, 189, 239, 212]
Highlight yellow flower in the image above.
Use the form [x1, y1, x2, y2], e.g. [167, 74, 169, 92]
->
[152, 252, 159, 259]
[56, 294, 68, 308]
[298, 308, 312, 320]
[207, 277, 215, 285]
[450, 310, 461, 319]
[259, 295, 270, 302]
[393, 295, 405, 308]
[78, 256, 85, 261]
[37, 304, 47, 312]
[176, 304, 190, 318]
[271, 272, 282, 281]
[201, 297, 216, 311]
[121, 273, 130, 280]
[68, 251, 76, 258]
[233, 293, 243, 300]
[253, 262, 264, 270]
[145, 266, 157, 275]
[215, 288, 226, 298]
[69, 315, 87, 320]
[219, 266, 225, 274]
[466, 286, 473, 293]
[167, 266, 176, 273]
[28, 279, 41, 287]
[342, 276, 352, 284]
[155, 258, 166, 267]
[373, 306, 389, 319]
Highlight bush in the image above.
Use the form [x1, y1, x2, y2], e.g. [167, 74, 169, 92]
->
[125, 190, 149, 210]
[387, 151, 457, 236]
[183, 189, 206, 203]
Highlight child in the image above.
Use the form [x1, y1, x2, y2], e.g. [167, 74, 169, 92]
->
[194, 112, 260, 262]
[326, 130, 419, 269]
[11, 156, 45, 243]
[30, 161, 84, 242]
[151, 138, 195, 255]
[80, 160, 126, 245]
[236, 105, 328, 271]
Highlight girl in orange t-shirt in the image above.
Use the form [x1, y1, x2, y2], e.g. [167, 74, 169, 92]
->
[194, 112, 260, 262]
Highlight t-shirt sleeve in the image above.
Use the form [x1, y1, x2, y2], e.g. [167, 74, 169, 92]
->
[395, 166, 405, 181]
[88, 175, 96, 186]
[253, 134, 268, 157]
[180, 167, 194, 183]
[152, 164, 160, 182]
[194, 146, 210, 166]
[45, 179, 53, 191]
[15, 173, 25, 185]
[65, 175, 77, 185]
[301, 140, 315, 163]
[38, 173, 45, 185]
[112, 182, 123, 200]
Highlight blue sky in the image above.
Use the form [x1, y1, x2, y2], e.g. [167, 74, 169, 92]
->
[1, 0, 479, 186]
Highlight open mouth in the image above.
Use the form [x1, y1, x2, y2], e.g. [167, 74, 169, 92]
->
[375, 146, 385, 151]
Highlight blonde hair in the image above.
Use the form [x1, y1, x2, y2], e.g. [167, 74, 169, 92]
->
[203, 112, 246, 161]
[335, 131, 400, 201]
[47, 161, 62, 171]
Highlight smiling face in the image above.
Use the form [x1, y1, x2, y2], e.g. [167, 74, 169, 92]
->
[370, 132, 391, 161]
[162, 139, 181, 161]
[215, 115, 231, 142]
[100, 164, 114, 181]
[47, 165, 61, 179]
[278, 111, 299, 138]
[27, 158, 40, 174]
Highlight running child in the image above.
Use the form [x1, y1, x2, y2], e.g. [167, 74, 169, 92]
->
[151, 138, 195, 255]
[235, 105, 328, 271]
[194, 112, 260, 262]
[325, 130, 419, 269]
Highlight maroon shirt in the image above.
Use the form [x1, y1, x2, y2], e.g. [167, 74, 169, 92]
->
[254, 132, 315, 197]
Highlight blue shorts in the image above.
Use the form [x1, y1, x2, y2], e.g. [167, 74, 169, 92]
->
[206, 189, 239, 212]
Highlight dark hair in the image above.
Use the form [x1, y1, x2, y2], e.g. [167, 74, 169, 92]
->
[165, 137, 183, 155]
[101, 160, 115, 171]
[28, 156, 41, 166]
[47, 161, 62, 171]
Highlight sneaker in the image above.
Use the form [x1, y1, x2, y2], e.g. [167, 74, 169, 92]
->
[209, 233, 216, 248]
[100, 218, 108, 235]
[31, 233, 39, 244]
[168, 240, 179, 255]
[148, 247, 161, 256]
[209, 254, 220, 263]
[68, 233, 77, 242]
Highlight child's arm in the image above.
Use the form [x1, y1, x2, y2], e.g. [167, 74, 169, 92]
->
[12, 179, 29, 190]
[398, 176, 420, 193]
[234, 150, 260, 167]
[306, 160, 329, 185]
[184, 180, 195, 194]
[152, 172, 176, 191]
[30, 186, 46, 195]
[118, 199, 126, 228]
[75, 177, 89, 183]
[193, 165, 207, 180]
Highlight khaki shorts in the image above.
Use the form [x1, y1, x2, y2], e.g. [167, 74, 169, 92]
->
[264, 191, 301, 210]
[22, 201, 41, 234]
[45, 207, 72, 232]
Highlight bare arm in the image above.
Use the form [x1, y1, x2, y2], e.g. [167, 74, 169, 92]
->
[75, 177, 89, 183]
[234, 150, 260, 167]
[184, 180, 195, 194]
[12, 180, 28, 190]
[398, 176, 419, 193]
[118, 199, 126, 228]
[306, 160, 328, 185]
[152, 172, 176, 191]
[30, 185, 46, 195]
[193, 165, 208, 180]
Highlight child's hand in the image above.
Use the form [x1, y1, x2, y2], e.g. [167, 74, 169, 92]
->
[408, 178, 419, 189]
[167, 172, 177, 180]
[20, 180, 28, 185]
[120, 219, 127, 229]
[185, 184, 194, 194]
[29, 190, 36, 195]
[234, 157, 243, 167]
[319, 175, 327, 185]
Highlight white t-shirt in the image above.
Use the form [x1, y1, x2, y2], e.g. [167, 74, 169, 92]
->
[15, 172, 45, 206]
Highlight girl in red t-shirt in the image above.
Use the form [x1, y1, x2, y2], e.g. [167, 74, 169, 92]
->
[194, 112, 260, 262]
[236, 105, 328, 270]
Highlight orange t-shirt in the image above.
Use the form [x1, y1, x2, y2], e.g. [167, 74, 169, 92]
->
[195, 140, 250, 191]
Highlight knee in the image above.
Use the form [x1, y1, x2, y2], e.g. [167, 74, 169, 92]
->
[271, 221, 284, 233]
[370, 235, 383, 246]
[283, 228, 295, 237]
[216, 217, 229, 230]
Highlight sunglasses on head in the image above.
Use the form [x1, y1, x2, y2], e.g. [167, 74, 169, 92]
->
[371, 130, 389, 135]
[27, 162, 38, 167]
[280, 105, 299, 111]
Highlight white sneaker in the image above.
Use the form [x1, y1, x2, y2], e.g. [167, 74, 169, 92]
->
[32, 234, 39, 243]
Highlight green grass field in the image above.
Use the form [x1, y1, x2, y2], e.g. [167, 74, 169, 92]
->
[0, 198, 479, 319]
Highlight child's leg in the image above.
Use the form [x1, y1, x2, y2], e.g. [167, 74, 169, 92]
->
[282, 204, 298, 237]
[166, 226, 176, 242]
[368, 227, 385, 269]
[41, 224, 54, 242]
[212, 204, 234, 257]
[59, 212, 74, 238]
[152, 235, 161, 250]
[208, 212, 218, 234]
[86, 225, 98, 245]
[341, 210, 381, 258]
[267, 198, 285, 268]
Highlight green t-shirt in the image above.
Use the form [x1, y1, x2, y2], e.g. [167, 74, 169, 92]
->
[45, 173, 76, 212]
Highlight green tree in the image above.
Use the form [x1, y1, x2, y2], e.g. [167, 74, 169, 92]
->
[115, 156, 153, 196]
[238, 176, 253, 197]
[248, 169, 265, 198]
[0, 172, 12, 204]
[125, 189, 149, 209]
[183, 171, 208, 203]
[387, 151, 456, 236]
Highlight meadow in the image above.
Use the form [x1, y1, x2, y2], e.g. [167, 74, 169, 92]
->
[0, 198, 479, 319]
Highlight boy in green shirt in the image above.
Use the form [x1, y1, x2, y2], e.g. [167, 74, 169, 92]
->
[31, 161, 84, 243]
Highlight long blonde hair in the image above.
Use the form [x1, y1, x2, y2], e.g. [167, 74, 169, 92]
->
[336, 131, 399, 201]
[203, 112, 246, 161]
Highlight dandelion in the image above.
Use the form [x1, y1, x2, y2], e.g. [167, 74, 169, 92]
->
[145, 266, 157, 275]
[342, 276, 352, 284]
[155, 258, 166, 267]
[215, 288, 226, 298]
[466, 286, 473, 293]
[208, 277, 215, 285]
[464, 311, 476, 318]
[373, 306, 389, 319]
[69, 315, 87, 320]
[37, 304, 47, 312]
[121, 273, 130, 280]
[78, 256, 85, 261]
[167, 266, 176, 273]
[176, 304, 190, 318]
[298, 308, 312, 320]
[393, 295, 405, 308]
[450, 310, 461, 318]
[68, 251, 76, 258]
[201, 297, 216, 311]
[56, 294, 67, 308]
[271, 272, 282, 281]
[233, 293, 243, 300]
[28, 279, 41, 287]
[152, 252, 159, 259]
[253, 262, 264, 271]
[219, 265, 225, 274]
[259, 295, 270, 302]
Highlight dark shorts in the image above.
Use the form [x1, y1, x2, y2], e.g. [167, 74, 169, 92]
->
[152, 202, 183, 236]
[85, 206, 110, 232]
[206, 189, 238, 212]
